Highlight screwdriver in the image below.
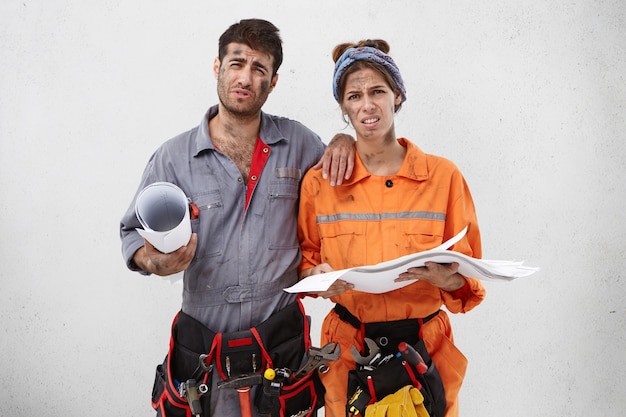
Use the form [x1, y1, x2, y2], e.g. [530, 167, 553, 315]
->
[397, 342, 428, 374]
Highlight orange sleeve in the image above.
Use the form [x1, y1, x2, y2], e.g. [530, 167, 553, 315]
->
[297, 172, 322, 274]
[440, 167, 486, 313]
[444, 168, 482, 259]
[441, 277, 486, 313]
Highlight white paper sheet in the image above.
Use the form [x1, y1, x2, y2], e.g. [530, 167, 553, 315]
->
[284, 228, 539, 294]
[135, 182, 191, 254]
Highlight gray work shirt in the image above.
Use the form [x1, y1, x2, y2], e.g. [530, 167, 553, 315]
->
[120, 105, 325, 332]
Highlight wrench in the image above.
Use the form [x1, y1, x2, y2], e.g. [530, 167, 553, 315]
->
[179, 379, 204, 417]
[350, 337, 381, 365]
[291, 342, 341, 381]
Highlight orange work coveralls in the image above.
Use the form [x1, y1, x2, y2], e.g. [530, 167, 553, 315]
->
[298, 139, 486, 417]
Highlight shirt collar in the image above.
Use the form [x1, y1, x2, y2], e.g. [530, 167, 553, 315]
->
[396, 138, 429, 181]
[342, 138, 429, 185]
[193, 105, 287, 156]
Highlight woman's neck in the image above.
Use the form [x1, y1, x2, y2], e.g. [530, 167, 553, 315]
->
[356, 134, 406, 176]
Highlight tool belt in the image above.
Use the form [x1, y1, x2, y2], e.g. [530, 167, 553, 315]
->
[151, 300, 324, 417]
[335, 304, 447, 417]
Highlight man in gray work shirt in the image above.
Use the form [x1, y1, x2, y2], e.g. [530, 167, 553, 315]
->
[120, 19, 353, 417]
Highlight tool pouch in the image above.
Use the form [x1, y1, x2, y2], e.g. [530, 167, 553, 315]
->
[151, 310, 216, 417]
[252, 301, 325, 417]
[256, 370, 325, 417]
[346, 319, 446, 417]
[151, 300, 323, 417]
[215, 300, 309, 380]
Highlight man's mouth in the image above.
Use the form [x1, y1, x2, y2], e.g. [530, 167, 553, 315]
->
[232, 88, 251, 98]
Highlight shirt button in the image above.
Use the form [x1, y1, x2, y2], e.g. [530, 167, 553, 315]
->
[237, 177, 243, 182]
[385, 179, 394, 188]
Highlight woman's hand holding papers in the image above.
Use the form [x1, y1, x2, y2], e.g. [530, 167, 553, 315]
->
[395, 261, 467, 292]
[300, 262, 354, 299]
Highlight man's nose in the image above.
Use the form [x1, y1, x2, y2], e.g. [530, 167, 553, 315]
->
[236, 67, 253, 87]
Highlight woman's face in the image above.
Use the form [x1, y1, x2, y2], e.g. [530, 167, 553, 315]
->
[340, 67, 402, 141]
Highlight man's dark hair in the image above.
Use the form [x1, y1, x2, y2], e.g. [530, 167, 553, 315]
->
[218, 19, 283, 76]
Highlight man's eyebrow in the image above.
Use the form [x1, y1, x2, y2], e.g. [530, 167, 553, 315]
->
[227, 55, 269, 71]
[251, 60, 269, 71]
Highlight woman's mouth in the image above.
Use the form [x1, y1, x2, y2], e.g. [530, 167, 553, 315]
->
[363, 117, 379, 125]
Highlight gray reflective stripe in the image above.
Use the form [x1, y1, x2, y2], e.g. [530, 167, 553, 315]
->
[317, 211, 446, 223]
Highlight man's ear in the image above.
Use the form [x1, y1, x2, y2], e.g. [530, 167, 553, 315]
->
[213, 57, 221, 79]
[268, 73, 279, 93]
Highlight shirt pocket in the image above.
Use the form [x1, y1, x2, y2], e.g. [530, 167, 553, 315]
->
[189, 189, 224, 260]
[266, 177, 300, 250]
[318, 221, 366, 268]
[399, 220, 445, 252]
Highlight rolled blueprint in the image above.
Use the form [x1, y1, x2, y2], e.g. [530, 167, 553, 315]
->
[134, 182, 191, 253]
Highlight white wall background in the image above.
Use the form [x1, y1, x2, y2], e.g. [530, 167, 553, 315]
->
[1, 1, 625, 416]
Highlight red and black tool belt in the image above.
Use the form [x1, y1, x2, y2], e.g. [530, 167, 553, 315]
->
[335, 304, 447, 417]
[151, 300, 323, 417]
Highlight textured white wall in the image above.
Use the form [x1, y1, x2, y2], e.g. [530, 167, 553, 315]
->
[1, 1, 625, 416]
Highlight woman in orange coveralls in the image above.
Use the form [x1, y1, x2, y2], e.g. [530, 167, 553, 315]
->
[297, 39, 486, 417]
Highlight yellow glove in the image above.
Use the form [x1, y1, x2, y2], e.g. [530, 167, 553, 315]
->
[364, 385, 430, 417]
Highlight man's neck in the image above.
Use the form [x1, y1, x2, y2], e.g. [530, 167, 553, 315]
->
[210, 106, 261, 144]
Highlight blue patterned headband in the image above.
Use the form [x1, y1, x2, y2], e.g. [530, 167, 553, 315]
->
[332, 46, 407, 104]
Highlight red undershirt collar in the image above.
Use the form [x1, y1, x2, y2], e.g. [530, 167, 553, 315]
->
[246, 137, 270, 210]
